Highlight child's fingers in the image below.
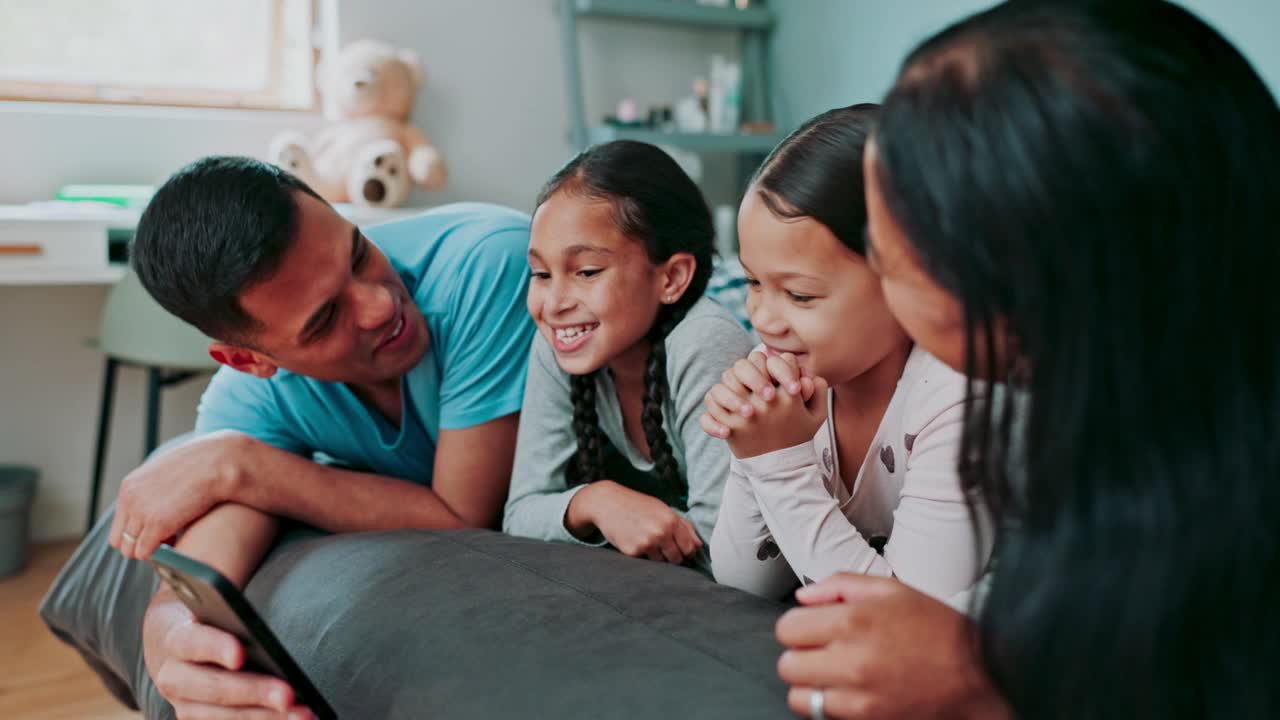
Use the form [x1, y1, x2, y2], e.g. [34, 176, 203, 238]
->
[732, 357, 776, 401]
[800, 376, 816, 402]
[703, 400, 747, 434]
[704, 386, 751, 425]
[708, 384, 754, 417]
[718, 367, 753, 399]
[700, 412, 731, 440]
[674, 520, 701, 557]
[747, 352, 780, 401]
[658, 536, 685, 565]
[765, 355, 804, 395]
[748, 388, 773, 417]
[780, 353, 806, 379]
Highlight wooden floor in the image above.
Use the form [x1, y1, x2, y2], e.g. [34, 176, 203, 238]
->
[0, 540, 141, 720]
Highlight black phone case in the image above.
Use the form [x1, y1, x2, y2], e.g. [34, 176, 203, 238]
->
[150, 545, 337, 719]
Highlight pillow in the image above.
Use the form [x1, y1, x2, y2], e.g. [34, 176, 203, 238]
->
[42, 509, 792, 719]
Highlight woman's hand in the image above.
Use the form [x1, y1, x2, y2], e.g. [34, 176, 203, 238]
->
[775, 574, 1011, 720]
[565, 480, 702, 564]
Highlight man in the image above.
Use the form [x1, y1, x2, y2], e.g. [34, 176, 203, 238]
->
[111, 156, 534, 717]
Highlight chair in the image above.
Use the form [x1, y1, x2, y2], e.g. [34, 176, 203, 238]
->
[87, 271, 219, 534]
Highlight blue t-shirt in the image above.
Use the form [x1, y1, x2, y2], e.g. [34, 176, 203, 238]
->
[194, 202, 534, 485]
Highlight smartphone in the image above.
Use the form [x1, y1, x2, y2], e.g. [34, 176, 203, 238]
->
[150, 544, 337, 719]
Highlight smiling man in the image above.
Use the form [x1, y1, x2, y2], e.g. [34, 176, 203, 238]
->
[109, 156, 533, 717]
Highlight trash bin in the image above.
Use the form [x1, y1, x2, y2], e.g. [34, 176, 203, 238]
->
[0, 465, 38, 578]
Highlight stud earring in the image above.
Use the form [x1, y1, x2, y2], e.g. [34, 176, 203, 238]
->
[663, 294, 674, 304]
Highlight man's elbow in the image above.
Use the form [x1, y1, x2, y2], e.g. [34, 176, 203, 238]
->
[457, 514, 499, 531]
[452, 504, 504, 531]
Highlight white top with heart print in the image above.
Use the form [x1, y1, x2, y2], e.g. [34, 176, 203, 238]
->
[710, 345, 993, 605]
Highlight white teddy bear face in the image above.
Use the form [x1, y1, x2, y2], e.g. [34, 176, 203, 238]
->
[268, 39, 444, 207]
[322, 40, 422, 121]
[345, 139, 412, 208]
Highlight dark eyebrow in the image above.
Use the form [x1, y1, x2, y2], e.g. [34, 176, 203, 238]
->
[739, 256, 824, 285]
[565, 244, 614, 257]
[527, 244, 613, 263]
[297, 227, 360, 344]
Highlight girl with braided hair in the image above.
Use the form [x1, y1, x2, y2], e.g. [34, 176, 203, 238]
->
[503, 140, 753, 571]
[703, 105, 991, 604]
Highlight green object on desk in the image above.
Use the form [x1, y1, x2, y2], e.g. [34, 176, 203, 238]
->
[54, 184, 155, 209]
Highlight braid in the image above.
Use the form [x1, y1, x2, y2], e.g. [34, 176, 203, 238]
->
[569, 372, 604, 486]
[533, 141, 713, 496]
[641, 308, 690, 508]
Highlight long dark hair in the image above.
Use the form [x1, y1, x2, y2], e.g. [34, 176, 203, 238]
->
[875, 2, 1280, 717]
[536, 140, 714, 498]
[753, 103, 879, 254]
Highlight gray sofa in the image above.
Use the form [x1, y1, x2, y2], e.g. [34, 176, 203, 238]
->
[41, 506, 794, 719]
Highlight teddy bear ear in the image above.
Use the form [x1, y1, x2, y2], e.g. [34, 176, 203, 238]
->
[397, 49, 424, 86]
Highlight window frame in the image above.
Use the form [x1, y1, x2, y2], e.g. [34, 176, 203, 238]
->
[0, 0, 320, 113]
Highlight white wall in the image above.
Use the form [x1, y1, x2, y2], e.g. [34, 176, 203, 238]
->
[769, 0, 993, 126]
[770, 0, 1280, 127]
[1, 0, 743, 540]
[0, 284, 207, 541]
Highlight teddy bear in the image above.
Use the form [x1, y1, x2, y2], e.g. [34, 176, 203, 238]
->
[269, 39, 447, 208]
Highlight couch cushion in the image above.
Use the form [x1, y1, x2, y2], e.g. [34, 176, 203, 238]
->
[42, 511, 792, 719]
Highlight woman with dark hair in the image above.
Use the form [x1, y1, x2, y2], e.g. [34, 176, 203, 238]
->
[775, 2, 1279, 719]
[703, 105, 992, 603]
[503, 140, 753, 571]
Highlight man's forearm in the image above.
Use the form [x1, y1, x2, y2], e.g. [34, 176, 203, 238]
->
[174, 502, 279, 587]
[148, 502, 278, 619]
[229, 438, 469, 532]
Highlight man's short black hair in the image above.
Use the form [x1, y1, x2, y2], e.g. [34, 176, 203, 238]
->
[131, 156, 326, 343]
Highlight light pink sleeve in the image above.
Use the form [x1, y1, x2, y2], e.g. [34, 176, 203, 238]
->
[736, 440, 893, 588]
[709, 456, 799, 599]
[731, 363, 992, 602]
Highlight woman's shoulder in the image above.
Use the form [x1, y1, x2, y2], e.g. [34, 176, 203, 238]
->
[898, 346, 972, 434]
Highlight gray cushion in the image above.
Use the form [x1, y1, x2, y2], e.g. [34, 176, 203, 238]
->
[41, 509, 792, 719]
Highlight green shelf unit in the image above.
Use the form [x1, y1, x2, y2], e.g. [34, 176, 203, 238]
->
[569, 0, 775, 30]
[559, 0, 779, 153]
[588, 126, 786, 153]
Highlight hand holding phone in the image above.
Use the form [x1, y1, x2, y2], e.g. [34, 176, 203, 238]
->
[149, 544, 337, 719]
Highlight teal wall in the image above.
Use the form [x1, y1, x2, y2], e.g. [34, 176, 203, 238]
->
[770, 0, 1280, 129]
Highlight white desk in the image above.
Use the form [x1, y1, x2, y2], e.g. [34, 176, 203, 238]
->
[0, 203, 423, 286]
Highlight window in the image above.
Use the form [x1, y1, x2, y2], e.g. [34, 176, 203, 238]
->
[0, 0, 319, 111]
